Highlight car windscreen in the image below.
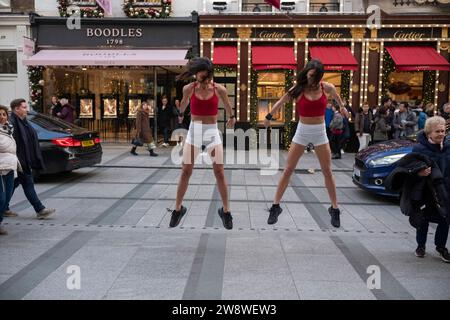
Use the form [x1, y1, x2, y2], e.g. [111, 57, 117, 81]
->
[28, 114, 78, 133]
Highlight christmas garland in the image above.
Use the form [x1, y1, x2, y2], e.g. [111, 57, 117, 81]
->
[381, 48, 396, 98]
[283, 69, 294, 150]
[123, 0, 172, 19]
[57, 0, 104, 18]
[423, 71, 436, 104]
[249, 69, 259, 150]
[28, 66, 45, 113]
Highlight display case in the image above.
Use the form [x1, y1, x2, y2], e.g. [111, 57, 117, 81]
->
[77, 94, 95, 119]
[100, 94, 119, 119]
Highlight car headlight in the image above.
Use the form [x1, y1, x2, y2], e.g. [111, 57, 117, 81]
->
[368, 153, 407, 167]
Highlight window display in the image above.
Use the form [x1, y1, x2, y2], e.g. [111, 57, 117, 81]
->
[77, 95, 95, 119]
[101, 95, 119, 119]
[128, 97, 141, 118]
[257, 72, 285, 124]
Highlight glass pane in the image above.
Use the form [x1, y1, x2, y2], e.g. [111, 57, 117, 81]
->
[226, 83, 235, 95]
[0, 51, 17, 74]
[218, 122, 225, 132]
[218, 109, 225, 121]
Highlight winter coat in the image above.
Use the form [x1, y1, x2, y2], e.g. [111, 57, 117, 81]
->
[158, 104, 174, 128]
[59, 103, 76, 124]
[355, 111, 373, 134]
[373, 113, 390, 141]
[135, 109, 153, 144]
[0, 123, 20, 174]
[393, 110, 417, 139]
[9, 113, 45, 173]
[329, 111, 344, 134]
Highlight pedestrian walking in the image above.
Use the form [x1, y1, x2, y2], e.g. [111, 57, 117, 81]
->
[355, 102, 373, 151]
[0, 105, 21, 235]
[393, 102, 417, 139]
[170, 57, 236, 230]
[131, 101, 158, 157]
[329, 104, 344, 159]
[57, 98, 76, 124]
[158, 96, 174, 147]
[372, 106, 391, 143]
[48, 96, 62, 117]
[264, 59, 345, 228]
[8, 99, 55, 219]
[386, 116, 450, 263]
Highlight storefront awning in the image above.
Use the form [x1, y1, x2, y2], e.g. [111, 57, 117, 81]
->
[385, 46, 450, 71]
[213, 46, 238, 66]
[252, 46, 296, 70]
[309, 46, 358, 71]
[23, 49, 188, 66]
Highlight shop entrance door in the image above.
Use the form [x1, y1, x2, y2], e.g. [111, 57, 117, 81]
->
[214, 77, 237, 148]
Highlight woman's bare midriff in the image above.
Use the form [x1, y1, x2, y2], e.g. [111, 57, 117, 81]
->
[300, 116, 324, 125]
[191, 115, 218, 125]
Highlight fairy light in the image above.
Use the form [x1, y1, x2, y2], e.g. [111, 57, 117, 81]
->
[237, 40, 241, 121]
[247, 41, 251, 122]
[435, 41, 441, 105]
[378, 42, 384, 106]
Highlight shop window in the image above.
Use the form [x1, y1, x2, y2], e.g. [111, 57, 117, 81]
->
[387, 71, 424, 102]
[322, 72, 342, 96]
[242, 0, 272, 12]
[257, 72, 285, 125]
[0, 0, 11, 10]
[0, 51, 17, 74]
[309, 0, 340, 12]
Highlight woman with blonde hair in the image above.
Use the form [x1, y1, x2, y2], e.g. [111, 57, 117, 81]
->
[131, 100, 158, 157]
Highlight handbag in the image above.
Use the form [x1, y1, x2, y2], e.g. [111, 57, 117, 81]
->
[131, 137, 143, 147]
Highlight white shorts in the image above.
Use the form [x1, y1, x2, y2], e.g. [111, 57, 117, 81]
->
[185, 121, 222, 149]
[292, 122, 329, 147]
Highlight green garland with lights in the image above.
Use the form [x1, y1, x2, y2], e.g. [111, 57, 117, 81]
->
[123, 0, 172, 18]
[422, 71, 436, 104]
[28, 66, 45, 113]
[214, 66, 236, 74]
[57, 0, 104, 18]
[340, 70, 350, 102]
[381, 48, 396, 98]
[249, 69, 259, 149]
[283, 69, 294, 150]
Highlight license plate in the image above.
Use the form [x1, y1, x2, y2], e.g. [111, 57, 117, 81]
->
[81, 140, 94, 147]
[353, 167, 361, 177]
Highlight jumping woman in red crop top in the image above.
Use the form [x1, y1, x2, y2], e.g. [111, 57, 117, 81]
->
[264, 59, 348, 228]
[169, 57, 236, 230]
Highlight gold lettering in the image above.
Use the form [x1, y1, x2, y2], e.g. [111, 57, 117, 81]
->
[393, 31, 426, 39]
[259, 31, 287, 38]
[316, 30, 344, 38]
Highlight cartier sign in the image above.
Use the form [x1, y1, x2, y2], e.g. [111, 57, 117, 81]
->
[86, 28, 143, 38]
[377, 28, 437, 39]
[252, 28, 294, 39]
[308, 28, 352, 39]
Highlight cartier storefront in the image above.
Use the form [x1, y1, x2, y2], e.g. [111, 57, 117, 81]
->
[24, 13, 199, 141]
[200, 13, 450, 149]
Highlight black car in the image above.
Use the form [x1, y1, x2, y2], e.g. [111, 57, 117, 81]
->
[27, 111, 102, 175]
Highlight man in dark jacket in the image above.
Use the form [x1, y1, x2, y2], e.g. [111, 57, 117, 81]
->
[57, 98, 76, 124]
[49, 96, 62, 117]
[387, 116, 450, 263]
[8, 99, 55, 219]
[158, 96, 174, 147]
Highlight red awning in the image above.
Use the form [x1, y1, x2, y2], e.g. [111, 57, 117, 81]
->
[252, 46, 296, 70]
[213, 46, 238, 66]
[309, 46, 358, 71]
[386, 46, 450, 71]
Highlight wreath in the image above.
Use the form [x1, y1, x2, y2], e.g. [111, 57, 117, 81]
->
[57, 0, 104, 18]
[123, 0, 172, 19]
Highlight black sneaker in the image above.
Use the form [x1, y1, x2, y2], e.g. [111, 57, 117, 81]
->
[267, 205, 282, 225]
[328, 206, 341, 228]
[436, 247, 450, 263]
[169, 206, 187, 228]
[218, 207, 233, 230]
[415, 246, 426, 258]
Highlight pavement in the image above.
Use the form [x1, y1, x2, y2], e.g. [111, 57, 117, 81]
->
[0, 144, 449, 300]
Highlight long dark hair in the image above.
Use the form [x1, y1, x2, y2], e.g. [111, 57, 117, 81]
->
[176, 57, 214, 82]
[288, 59, 324, 100]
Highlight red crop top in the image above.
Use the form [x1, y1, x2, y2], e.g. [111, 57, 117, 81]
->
[296, 83, 327, 118]
[190, 82, 219, 116]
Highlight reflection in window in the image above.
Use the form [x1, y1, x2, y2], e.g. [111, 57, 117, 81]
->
[309, 0, 340, 12]
[242, 0, 273, 12]
[0, 0, 11, 9]
[0, 51, 17, 74]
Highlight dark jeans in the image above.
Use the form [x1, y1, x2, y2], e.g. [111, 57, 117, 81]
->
[7, 171, 45, 214]
[330, 134, 343, 156]
[416, 217, 450, 249]
[0, 171, 15, 223]
[162, 127, 170, 144]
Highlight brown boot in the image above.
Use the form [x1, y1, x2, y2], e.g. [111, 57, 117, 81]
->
[4, 210, 18, 217]
[0, 225, 8, 235]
